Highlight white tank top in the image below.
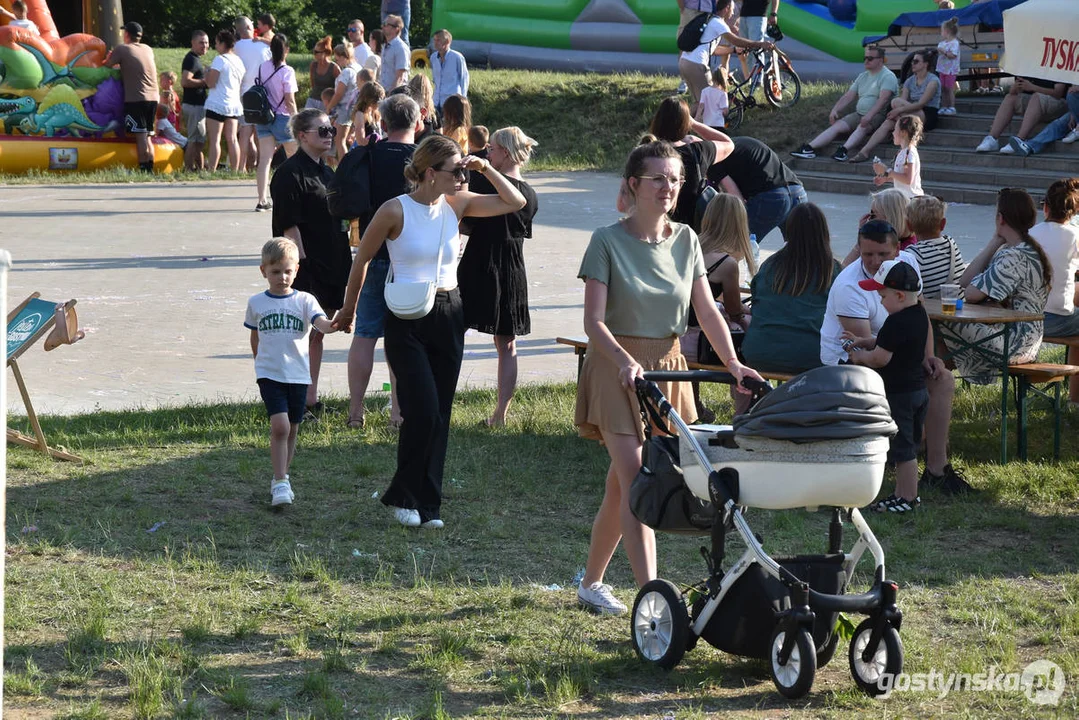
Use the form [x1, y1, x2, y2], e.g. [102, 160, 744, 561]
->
[387, 194, 461, 288]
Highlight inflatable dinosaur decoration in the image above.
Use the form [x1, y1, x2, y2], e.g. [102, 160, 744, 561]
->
[2, 85, 115, 136]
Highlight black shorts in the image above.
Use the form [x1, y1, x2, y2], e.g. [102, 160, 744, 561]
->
[257, 378, 308, 423]
[205, 109, 240, 123]
[887, 388, 928, 463]
[923, 106, 939, 132]
[124, 101, 158, 133]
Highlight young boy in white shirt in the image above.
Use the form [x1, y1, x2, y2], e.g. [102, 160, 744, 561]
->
[245, 238, 337, 507]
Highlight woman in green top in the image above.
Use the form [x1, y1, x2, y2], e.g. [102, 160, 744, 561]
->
[573, 140, 763, 616]
[742, 202, 841, 374]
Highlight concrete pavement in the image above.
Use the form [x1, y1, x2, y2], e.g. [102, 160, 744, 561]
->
[0, 175, 999, 416]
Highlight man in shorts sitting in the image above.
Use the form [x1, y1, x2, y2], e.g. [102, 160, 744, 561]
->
[104, 22, 159, 172]
[791, 46, 897, 162]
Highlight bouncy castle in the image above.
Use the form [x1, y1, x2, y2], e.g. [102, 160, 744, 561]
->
[0, 0, 183, 173]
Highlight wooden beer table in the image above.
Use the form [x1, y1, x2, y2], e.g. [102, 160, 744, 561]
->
[924, 298, 1045, 464]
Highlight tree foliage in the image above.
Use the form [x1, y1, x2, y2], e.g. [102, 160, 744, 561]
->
[123, 0, 432, 51]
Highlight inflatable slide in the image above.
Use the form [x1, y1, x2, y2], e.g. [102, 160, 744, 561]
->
[433, 0, 975, 71]
[0, 0, 183, 174]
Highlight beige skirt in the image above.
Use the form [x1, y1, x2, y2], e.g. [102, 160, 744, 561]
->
[575, 335, 697, 444]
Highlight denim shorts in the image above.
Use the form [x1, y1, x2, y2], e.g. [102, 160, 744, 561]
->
[354, 257, 391, 338]
[257, 378, 307, 423]
[257, 113, 293, 143]
[1044, 311, 1079, 338]
[887, 388, 928, 463]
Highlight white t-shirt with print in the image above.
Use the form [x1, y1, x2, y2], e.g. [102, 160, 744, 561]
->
[820, 250, 921, 365]
[680, 16, 731, 67]
[244, 290, 326, 384]
[892, 146, 923, 198]
[937, 38, 961, 75]
[1031, 220, 1079, 315]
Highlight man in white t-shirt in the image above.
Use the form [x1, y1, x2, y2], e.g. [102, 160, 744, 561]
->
[348, 19, 374, 66]
[233, 15, 271, 171]
[379, 14, 410, 90]
[822, 219, 970, 494]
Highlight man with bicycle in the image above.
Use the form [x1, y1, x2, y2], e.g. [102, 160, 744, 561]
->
[791, 46, 897, 162]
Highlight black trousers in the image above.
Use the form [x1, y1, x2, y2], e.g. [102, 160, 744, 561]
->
[381, 289, 465, 522]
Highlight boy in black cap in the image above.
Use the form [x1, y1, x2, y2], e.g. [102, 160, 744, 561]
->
[842, 259, 928, 513]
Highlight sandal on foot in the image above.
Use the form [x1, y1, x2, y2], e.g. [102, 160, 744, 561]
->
[848, 153, 870, 164]
[347, 414, 365, 429]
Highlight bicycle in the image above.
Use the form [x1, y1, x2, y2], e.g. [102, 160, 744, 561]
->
[723, 47, 802, 131]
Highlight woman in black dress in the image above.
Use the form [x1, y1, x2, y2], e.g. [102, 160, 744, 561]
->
[457, 126, 540, 426]
[270, 108, 351, 416]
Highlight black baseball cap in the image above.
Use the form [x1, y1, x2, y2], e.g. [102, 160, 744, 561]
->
[122, 21, 143, 38]
[859, 259, 922, 293]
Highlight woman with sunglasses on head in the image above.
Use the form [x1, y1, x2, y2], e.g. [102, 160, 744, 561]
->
[270, 109, 351, 417]
[306, 36, 340, 111]
[332, 135, 526, 530]
[574, 138, 764, 617]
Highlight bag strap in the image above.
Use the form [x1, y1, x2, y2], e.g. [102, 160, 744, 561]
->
[947, 238, 957, 283]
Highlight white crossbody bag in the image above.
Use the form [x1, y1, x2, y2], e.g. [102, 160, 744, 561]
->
[383, 203, 449, 320]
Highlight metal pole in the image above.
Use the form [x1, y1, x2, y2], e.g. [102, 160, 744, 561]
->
[0, 249, 13, 700]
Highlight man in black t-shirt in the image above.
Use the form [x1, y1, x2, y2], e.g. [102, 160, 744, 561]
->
[334, 94, 423, 429]
[706, 136, 806, 244]
[180, 30, 209, 170]
[845, 259, 929, 514]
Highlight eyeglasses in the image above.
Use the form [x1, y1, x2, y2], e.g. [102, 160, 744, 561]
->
[309, 125, 337, 139]
[636, 173, 685, 189]
[911, 58, 924, 64]
[864, 55, 882, 61]
[435, 166, 468, 181]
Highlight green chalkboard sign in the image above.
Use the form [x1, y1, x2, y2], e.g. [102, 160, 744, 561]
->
[7, 298, 57, 360]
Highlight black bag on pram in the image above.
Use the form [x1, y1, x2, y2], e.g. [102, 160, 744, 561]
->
[630, 434, 716, 535]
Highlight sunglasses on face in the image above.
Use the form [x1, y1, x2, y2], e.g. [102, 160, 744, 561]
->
[310, 125, 337, 139]
[435, 166, 468, 181]
[347, 27, 359, 33]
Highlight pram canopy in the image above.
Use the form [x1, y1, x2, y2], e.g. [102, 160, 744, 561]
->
[732, 366, 898, 443]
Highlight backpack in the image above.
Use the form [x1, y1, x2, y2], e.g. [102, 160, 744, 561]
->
[677, 12, 715, 52]
[242, 65, 283, 125]
[326, 144, 373, 221]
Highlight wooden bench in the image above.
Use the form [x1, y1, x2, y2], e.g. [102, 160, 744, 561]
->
[1007, 362, 1079, 461]
[555, 336, 795, 383]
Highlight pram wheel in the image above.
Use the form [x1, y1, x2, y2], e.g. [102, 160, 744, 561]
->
[848, 619, 904, 696]
[768, 626, 816, 699]
[631, 580, 689, 670]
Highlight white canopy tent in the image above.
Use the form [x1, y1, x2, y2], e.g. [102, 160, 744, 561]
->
[1003, 0, 1079, 84]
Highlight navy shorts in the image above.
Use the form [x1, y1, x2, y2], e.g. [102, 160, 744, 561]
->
[887, 388, 928, 463]
[257, 378, 307, 423]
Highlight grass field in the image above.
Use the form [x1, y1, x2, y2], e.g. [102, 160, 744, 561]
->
[4, 375, 1078, 718]
[0, 50, 841, 184]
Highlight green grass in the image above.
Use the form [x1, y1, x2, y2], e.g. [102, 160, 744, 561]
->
[0, 49, 841, 184]
[4, 374, 1079, 717]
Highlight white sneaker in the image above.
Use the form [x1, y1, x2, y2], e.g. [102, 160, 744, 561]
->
[999, 143, 1015, 154]
[1062, 127, 1079, 144]
[577, 581, 627, 616]
[974, 135, 999, 153]
[271, 480, 294, 507]
[392, 506, 420, 527]
[420, 518, 445, 529]
[677, 81, 687, 93]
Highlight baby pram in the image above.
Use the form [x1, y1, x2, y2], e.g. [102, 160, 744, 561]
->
[628, 365, 904, 698]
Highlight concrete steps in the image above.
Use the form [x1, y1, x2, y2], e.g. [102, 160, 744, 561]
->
[787, 93, 1077, 205]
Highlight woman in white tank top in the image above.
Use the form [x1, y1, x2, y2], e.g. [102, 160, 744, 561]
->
[333, 134, 526, 529]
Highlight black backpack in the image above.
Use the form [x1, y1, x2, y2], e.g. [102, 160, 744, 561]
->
[326, 144, 373, 221]
[677, 12, 715, 52]
[242, 65, 282, 125]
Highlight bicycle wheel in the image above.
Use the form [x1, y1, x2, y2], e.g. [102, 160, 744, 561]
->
[725, 100, 745, 131]
[765, 58, 802, 108]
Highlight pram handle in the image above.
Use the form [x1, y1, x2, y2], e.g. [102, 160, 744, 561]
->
[640, 370, 773, 396]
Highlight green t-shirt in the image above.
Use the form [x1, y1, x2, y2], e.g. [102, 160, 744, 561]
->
[578, 221, 706, 338]
[851, 68, 899, 116]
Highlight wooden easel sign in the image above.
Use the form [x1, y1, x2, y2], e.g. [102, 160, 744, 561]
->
[6, 293, 83, 462]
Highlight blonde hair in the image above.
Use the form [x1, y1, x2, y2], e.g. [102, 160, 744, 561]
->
[490, 126, 538, 166]
[870, 188, 911, 238]
[698, 193, 757, 275]
[941, 11, 958, 30]
[262, 237, 299, 265]
[403, 134, 462, 187]
[907, 195, 947, 238]
[159, 70, 177, 84]
[710, 67, 728, 90]
[333, 43, 354, 62]
[407, 74, 436, 120]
